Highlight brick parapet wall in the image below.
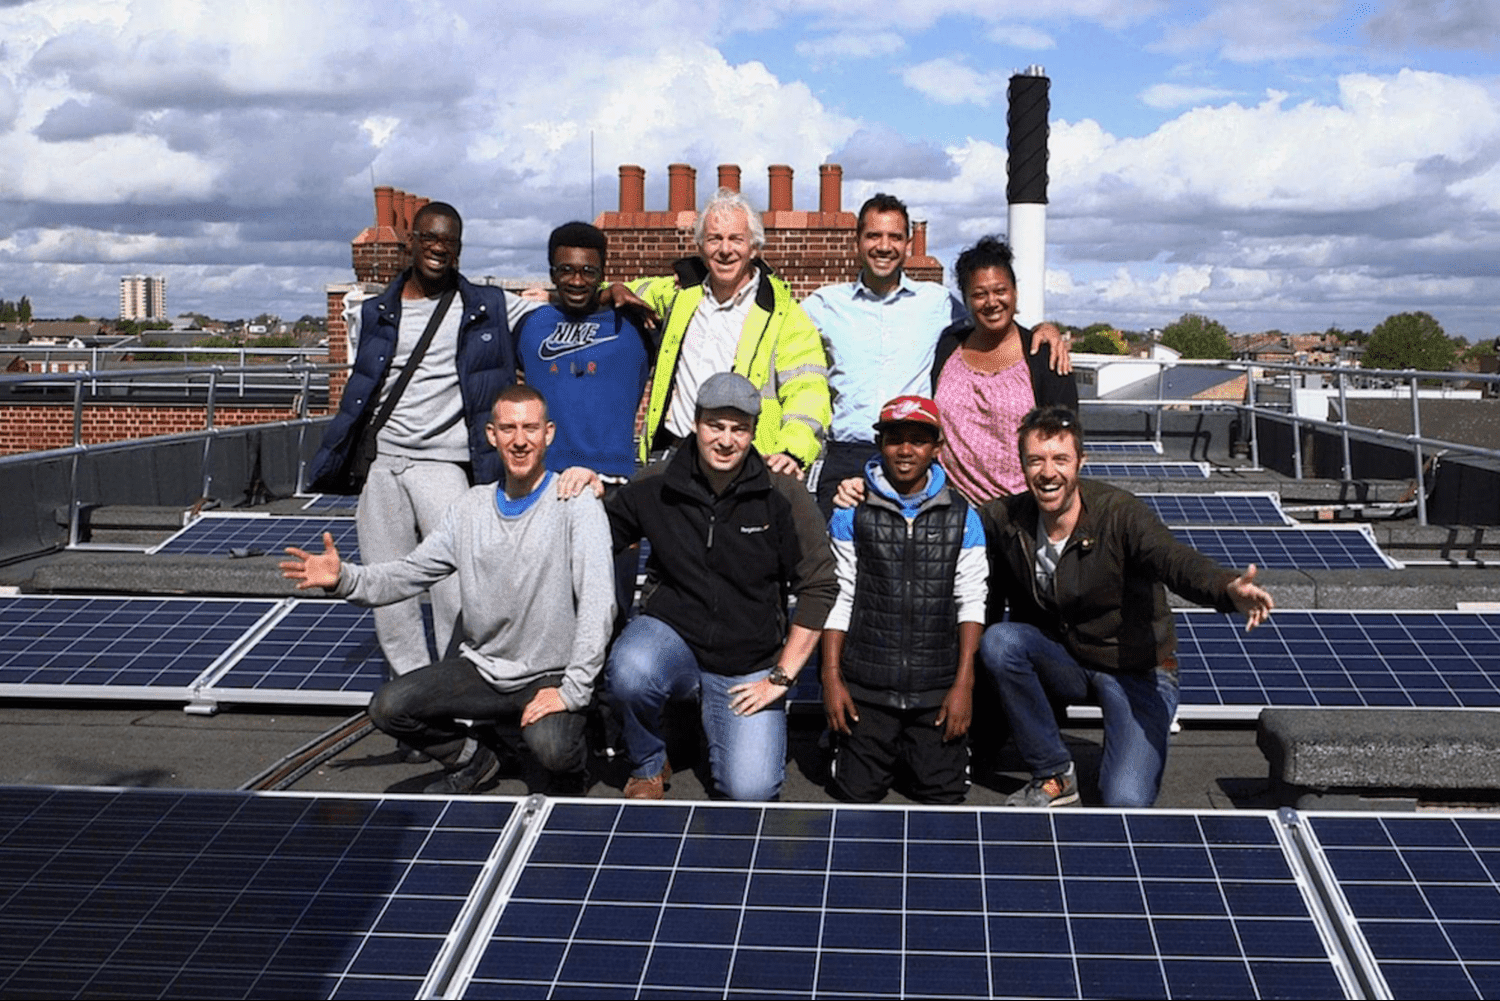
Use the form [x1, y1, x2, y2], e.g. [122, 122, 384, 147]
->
[0, 404, 310, 455]
[598, 208, 949, 298]
[599, 211, 867, 298]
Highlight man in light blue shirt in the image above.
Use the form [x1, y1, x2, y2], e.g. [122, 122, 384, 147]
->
[802, 193, 1067, 516]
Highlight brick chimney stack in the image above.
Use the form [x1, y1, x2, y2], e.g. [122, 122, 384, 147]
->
[819, 164, 841, 214]
[667, 163, 696, 213]
[619, 165, 646, 215]
[351, 186, 411, 285]
[904, 219, 943, 283]
[767, 165, 794, 213]
[594, 161, 938, 296]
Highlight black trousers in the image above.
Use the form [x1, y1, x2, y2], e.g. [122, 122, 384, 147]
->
[828, 699, 970, 805]
[368, 659, 587, 778]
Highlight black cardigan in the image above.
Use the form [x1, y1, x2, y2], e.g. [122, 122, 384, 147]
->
[929, 318, 1079, 412]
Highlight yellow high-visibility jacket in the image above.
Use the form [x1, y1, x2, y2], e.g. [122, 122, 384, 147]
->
[632, 259, 830, 468]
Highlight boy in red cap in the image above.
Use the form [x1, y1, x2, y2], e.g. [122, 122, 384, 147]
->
[820, 395, 987, 803]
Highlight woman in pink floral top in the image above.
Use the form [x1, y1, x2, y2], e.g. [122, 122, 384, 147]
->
[931, 237, 1078, 503]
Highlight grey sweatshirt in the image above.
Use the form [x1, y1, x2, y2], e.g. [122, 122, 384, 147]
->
[335, 481, 615, 711]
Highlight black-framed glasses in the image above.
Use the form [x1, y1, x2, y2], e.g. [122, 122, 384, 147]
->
[551, 263, 602, 281]
[413, 230, 460, 249]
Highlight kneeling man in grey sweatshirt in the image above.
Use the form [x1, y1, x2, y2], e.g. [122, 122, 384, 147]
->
[282, 384, 615, 794]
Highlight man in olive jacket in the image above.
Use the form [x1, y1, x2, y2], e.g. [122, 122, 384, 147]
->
[979, 405, 1274, 808]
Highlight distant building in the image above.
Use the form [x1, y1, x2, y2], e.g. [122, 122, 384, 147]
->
[119, 275, 167, 320]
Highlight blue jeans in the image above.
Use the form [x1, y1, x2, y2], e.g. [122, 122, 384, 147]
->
[608, 615, 786, 801]
[979, 623, 1179, 807]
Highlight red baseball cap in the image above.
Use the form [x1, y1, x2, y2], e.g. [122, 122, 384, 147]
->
[873, 395, 942, 432]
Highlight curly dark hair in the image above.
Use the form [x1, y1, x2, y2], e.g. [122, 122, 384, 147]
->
[954, 235, 1016, 296]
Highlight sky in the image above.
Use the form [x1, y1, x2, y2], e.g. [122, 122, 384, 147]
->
[0, 0, 1497, 339]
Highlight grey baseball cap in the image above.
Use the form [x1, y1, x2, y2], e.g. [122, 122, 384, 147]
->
[696, 372, 761, 416]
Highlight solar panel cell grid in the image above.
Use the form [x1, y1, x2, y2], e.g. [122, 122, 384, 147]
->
[1082, 442, 1163, 455]
[206, 602, 391, 697]
[1084, 462, 1210, 479]
[1306, 815, 1500, 1001]
[1175, 611, 1500, 715]
[1140, 493, 1291, 526]
[1170, 527, 1394, 570]
[0, 787, 516, 1001]
[0, 596, 279, 690]
[301, 494, 360, 512]
[154, 516, 361, 562]
[458, 802, 1351, 999]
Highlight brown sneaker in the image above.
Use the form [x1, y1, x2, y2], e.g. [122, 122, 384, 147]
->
[1005, 762, 1080, 808]
[623, 762, 672, 800]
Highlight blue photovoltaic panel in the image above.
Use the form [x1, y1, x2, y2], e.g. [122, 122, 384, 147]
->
[1086, 462, 1211, 479]
[455, 802, 1352, 999]
[153, 515, 361, 562]
[1305, 814, 1500, 1000]
[0, 595, 277, 692]
[301, 494, 360, 512]
[0, 786, 517, 1000]
[1142, 493, 1292, 526]
[202, 601, 426, 706]
[1084, 441, 1164, 455]
[1171, 526, 1395, 570]
[1175, 610, 1500, 717]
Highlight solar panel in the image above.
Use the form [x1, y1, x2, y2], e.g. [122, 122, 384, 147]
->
[1303, 813, 1500, 1000]
[1084, 441, 1164, 455]
[1142, 492, 1293, 526]
[449, 801, 1357, 999]
[1171, 526, 1398, 570]
[0, 595, 279, 700]
[196, 601, 431, 710]
[1174, 610, 1500, 719]
[300, 494, 360, 512]
[1086, 462, 1211, 479]
[0, 786, 520, 1000]
[153, 515, 361, 562]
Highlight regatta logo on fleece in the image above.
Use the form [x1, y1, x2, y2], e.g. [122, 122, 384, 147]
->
[537, 320, 618, 361]
[740, 524, 770, 534]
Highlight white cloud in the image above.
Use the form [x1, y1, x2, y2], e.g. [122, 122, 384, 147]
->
[360, 116, 399, 149]
[891, 68, 1500, 337]
[1151, 0, 1347, 62]
[900, 56, 1009, 106]
[1138, 83, 1237, 109]
[1, 2, 1497, 341]
[794, 30, 906, 62]
[983, 23, 1057, 50]
[0, 1, 859, 316]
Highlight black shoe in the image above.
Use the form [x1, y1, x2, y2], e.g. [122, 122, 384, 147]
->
[397, 741, 432, 764]
[547, 769, 591, 797]
[424, 745, 498, 795]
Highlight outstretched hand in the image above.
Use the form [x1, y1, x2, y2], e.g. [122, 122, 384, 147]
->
[280, 531, 343, 590]
[1227, 563, 1274, 631]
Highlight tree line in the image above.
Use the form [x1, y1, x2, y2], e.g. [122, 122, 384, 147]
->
[1064, 311, 1489, 372]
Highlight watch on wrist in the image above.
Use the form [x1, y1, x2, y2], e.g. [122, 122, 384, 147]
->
[767, 667, 793, 688]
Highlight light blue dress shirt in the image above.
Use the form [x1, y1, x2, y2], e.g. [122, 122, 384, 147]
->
[802, 273, 967, 444]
